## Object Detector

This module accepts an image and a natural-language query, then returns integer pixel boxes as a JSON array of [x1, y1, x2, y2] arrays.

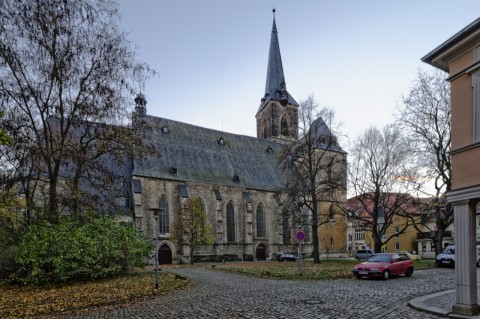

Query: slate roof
[[307, 117, 346, 153], [133, 116, 289, 192]]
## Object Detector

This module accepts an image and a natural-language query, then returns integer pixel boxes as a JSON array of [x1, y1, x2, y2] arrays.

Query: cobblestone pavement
[[67, 266, 459, 319]]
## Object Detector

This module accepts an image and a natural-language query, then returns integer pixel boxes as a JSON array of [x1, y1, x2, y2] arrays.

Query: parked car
[[276, 253, 298, 262], [354, 249, 375, 260], [398, 251, 421, 261], [352, 252, 414, 280], [435, 245, 480, 268]]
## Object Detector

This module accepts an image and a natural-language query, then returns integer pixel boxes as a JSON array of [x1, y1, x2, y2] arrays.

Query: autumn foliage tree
[[172, 197, 213, 265], [0, 0, 154, 223]]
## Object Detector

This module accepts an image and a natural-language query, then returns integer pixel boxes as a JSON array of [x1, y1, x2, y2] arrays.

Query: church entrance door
[[255, 244, 266, 261], [158, 244, 172, 264]]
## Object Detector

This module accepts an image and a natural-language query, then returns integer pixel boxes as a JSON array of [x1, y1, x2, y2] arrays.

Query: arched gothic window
[[197, 197, 207, 234], [227, 201, 235, 242], [262, 119, 268, 138], [281, 117, 288, 135], [282, 213, 290, 244], [256, 204, 265, 238], [159, 195, 169, 234]]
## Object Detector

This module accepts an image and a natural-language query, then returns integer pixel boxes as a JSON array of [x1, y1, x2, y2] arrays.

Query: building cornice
[[447, 185, 480, 203]]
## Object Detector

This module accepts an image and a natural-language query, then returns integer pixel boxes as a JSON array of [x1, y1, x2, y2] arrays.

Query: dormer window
[[266, 146, 273, 154], [170, 167, 178, 176], [233, 173, 240, 184], [162, 126, 169, 134], [218, 137, 224, 145]]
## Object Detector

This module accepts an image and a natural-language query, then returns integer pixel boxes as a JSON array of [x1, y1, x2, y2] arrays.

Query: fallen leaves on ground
[[0, 267, 192, 319]]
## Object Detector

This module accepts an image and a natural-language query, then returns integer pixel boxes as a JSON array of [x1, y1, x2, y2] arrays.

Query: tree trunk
[[312, 199, 320, 263], [48, 177, 59, 224], [190, 246, 194, 265], [434, 225, 445, 256], [374, 234, 383, 253]]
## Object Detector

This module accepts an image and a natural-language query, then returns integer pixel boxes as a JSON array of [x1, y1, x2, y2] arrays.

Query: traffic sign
[[296, 231, 305, 242]]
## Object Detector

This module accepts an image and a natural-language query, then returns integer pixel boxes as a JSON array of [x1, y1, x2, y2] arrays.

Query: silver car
[[436, 245, 480, 267]]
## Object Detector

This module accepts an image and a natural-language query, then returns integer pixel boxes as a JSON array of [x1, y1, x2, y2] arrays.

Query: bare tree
[[171, 197, 213, 265], [348, 125, 423, 253], [396, 68, 452, 256], [282, 95, 347, 264], [0, 0, 154, 222]]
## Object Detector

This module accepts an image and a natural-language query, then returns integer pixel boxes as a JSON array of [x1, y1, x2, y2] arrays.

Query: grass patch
[[214, 259, 436, 280], [0, 267, 192, 318]]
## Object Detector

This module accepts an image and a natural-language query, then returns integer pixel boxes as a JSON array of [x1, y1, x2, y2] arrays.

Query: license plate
[[359, 271, 368, 275], [442, 261, 451, 264]]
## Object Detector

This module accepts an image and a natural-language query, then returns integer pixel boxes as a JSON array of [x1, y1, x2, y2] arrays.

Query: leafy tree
[[396, 68, 452, 256], [0, 112, 11, 146], [0, 191, 25, 247], [0, 0, 154, 222], [348, 125, 423, 253], [10, 216, 152, 286], [0, 190, 25, 277], [172, 197, 213, 265], [282, 95, 347, 264]]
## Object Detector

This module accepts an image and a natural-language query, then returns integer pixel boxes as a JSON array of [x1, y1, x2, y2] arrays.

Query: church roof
[[307, 117, 346, 153], [133, 116, 289, 192], [258, 14, 298, 113]]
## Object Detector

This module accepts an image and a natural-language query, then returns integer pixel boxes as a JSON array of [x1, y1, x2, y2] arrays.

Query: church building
[[131, 13, 347, 263]]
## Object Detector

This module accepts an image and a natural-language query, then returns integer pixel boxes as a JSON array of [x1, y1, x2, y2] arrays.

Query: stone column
[[452, 200, 479, 316]]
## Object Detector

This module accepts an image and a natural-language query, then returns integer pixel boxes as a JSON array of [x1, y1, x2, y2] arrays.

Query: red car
[[352, 252, 414, 280]]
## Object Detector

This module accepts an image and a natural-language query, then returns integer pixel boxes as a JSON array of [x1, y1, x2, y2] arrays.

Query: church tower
[[256, 9, 299, 143]]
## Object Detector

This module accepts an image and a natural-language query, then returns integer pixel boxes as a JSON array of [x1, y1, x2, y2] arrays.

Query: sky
[[117, 1, 479, 150]]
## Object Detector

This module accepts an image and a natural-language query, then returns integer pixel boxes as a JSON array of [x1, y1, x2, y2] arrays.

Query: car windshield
[[443, 247, 454, 254], [366, 254, 391, 263]]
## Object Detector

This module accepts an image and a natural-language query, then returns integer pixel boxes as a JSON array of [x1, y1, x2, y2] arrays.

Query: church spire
[[258, 9, 298, 112], [255, 10, 299, 143]]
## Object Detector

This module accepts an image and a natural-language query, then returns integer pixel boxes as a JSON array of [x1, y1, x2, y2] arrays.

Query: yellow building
[[347, 193, 422, 255]]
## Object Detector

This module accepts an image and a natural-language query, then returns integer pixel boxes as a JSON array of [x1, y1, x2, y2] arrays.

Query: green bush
[[10, 217, 152, 286]]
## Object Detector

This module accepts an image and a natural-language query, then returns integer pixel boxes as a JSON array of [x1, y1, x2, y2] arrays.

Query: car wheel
[[405, 267, 413, 277], [477, 260, 480, 267], [382, 270, 390, 280]]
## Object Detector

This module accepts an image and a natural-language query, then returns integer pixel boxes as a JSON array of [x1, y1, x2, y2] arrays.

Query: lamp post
[[152, 209, 159, 289]]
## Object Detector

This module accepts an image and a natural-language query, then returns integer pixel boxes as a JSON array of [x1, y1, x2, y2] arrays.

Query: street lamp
[[152, 209, 160, 289]]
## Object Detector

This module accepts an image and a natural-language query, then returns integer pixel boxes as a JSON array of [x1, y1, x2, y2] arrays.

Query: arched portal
[[158, 244, 172, 264], [256, 243, 266, 261]]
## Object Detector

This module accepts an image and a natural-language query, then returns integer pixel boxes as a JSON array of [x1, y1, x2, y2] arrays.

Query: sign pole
[[296, 227, 305, 276]]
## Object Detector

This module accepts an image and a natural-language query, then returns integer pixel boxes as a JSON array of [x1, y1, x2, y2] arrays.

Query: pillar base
[[452, 303, 479, 316]]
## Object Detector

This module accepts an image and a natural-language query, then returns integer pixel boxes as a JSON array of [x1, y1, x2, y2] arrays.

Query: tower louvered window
[[281, 117, 288, 135], [159, 196, 169, 234], [227, 202, 235, 242]]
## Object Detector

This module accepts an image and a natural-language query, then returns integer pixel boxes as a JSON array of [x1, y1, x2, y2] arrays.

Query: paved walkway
[[64, 266, 479, 319]]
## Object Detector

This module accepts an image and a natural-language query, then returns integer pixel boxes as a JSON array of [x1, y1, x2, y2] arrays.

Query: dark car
[[352, 252, 414, 280], [276, 253, 298, 262]]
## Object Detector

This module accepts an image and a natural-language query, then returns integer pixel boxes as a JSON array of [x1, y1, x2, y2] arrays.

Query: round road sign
[[296, 231, 305, 242]]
